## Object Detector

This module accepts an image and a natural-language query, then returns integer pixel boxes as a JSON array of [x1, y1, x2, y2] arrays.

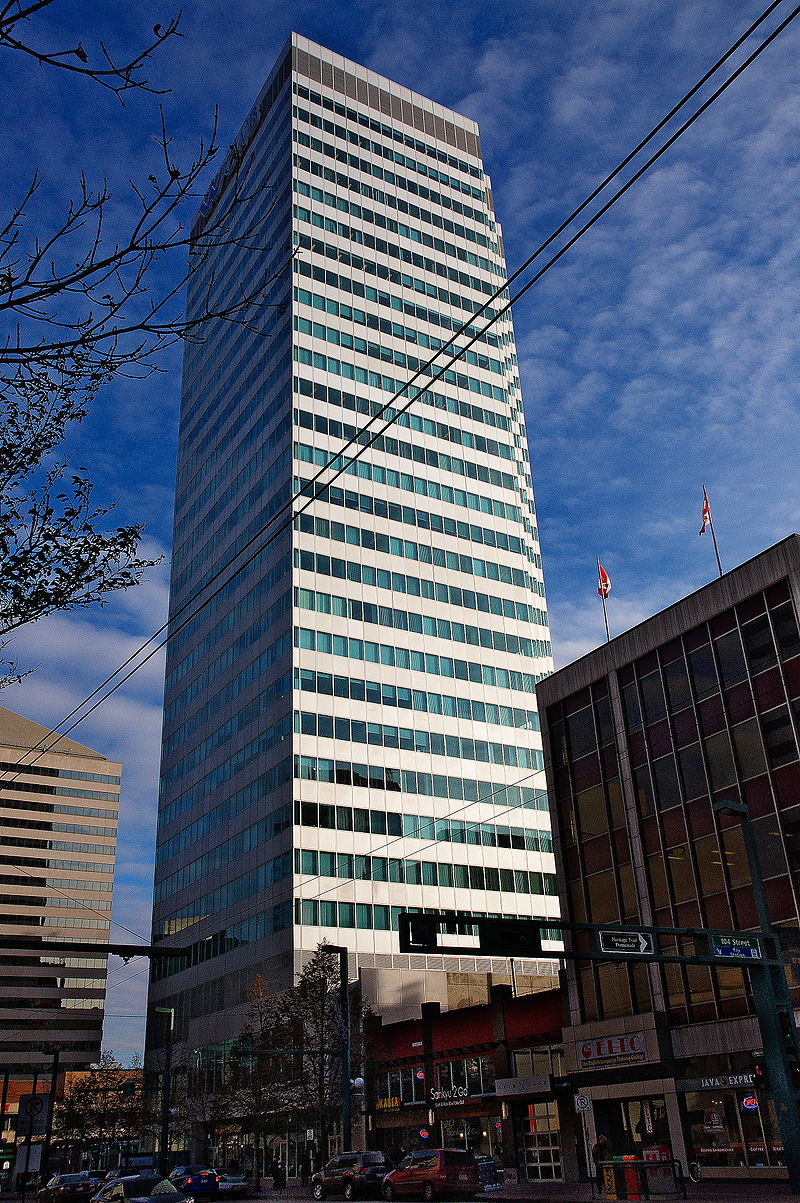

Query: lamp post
[[155, 1007, 175, 1177], [714, 799, 800, 1193]]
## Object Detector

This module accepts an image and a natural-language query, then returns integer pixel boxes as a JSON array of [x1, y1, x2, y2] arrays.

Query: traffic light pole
[[715, 800, 800, 1193]]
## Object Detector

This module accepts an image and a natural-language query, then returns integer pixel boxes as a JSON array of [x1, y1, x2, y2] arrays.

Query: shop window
[[704, 730, 736, 791], [653, 754, 681, 808], [466, 1057, 482, 1095], [714, 628, 748, 686], [689, 644, 718, 701], [664, 655, 692, 711], [678, 743, 708, 800], [761, 706, 798, 769]]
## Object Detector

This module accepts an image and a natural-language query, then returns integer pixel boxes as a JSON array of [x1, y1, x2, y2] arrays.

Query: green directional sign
[[707, 932, 762, 960]]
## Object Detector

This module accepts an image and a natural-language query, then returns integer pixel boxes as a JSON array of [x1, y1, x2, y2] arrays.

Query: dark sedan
[[92, 1177, 190, 1203], [38, 1175, 102, 1203]]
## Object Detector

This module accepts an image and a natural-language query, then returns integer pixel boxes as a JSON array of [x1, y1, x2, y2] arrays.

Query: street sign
[[597, 930, 656, 956], [575, 1094, 591, 1113], [708, 933, 762, 960], [16, 1094, 50, 1137]]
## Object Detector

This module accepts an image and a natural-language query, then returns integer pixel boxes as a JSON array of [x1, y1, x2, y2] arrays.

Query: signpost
[[707, 933, 762, 959], [597, 930, 656, 956]]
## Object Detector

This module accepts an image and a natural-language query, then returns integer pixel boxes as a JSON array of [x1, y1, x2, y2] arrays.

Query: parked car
[[38, 1174, 102, 1203], [167, 1170, 219, 1196], [382, 1150, 481, 1200], [312, 1152, 393, 1200], [91, 1178, 189, 1203]]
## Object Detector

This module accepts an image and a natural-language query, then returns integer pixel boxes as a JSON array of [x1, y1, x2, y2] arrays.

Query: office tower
[[150, 34, 555, 1056], [537, 536, 800, 1186], [0, 705, 120, 1072]]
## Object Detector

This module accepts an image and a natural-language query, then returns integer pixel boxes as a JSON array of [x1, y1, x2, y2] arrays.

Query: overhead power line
[[1, 0, 797, 937]]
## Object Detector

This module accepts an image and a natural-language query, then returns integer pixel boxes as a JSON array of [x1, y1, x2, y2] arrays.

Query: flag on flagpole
[[699, 488, 711, 536], [597, 561, 611, 598]]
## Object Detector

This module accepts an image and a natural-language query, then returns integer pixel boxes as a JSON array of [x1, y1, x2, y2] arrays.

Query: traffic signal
[[752, 1057, 770, 1091]]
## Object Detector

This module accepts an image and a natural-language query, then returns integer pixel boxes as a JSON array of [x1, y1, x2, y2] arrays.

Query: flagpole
[[703, 485, 723, 578], [597, 558, 611, 643]]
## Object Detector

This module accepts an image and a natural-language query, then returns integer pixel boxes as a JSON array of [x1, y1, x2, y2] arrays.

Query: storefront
[[678, 1071, 784, 1174], [368, 988, 569, 1180]]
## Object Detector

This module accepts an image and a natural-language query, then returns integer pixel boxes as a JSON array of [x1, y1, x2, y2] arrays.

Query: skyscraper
[[0, 705, 120, 1073], [150, 34, 556, 1055]]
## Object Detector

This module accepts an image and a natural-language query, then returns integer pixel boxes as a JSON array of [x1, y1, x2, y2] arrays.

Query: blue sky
[[3, 0, 800, 1060]]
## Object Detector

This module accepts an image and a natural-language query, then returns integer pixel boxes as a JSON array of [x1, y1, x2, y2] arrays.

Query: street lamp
[[154, 1007, 175, 1177]]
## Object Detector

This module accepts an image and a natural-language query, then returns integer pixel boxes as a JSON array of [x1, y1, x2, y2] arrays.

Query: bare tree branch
[[0, 1, 183, 99]]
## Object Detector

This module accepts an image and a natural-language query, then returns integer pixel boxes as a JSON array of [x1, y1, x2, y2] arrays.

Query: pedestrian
[[300, 1151, 311, 1187], [272, 1160, 286, 1192], [592, 1135, 612, 1193]]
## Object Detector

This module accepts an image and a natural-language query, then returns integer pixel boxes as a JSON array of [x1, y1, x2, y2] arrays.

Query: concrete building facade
[[149, 35, 557, 1060], [0, 705, 120, 1074], [537, 536, 800, 1183]]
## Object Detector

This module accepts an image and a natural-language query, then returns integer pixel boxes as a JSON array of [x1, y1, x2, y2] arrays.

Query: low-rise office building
[[368, 987, 572, 1182], [537, 536, 800, 1182]]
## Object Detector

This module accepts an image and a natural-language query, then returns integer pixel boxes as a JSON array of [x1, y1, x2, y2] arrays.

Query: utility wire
[[1, 0, 797, 937], [0, 0, 788, 786]]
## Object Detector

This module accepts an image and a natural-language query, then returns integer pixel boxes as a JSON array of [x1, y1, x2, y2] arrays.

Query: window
[[714, 629, 747, 686], [732, 719, 767, 780], [742, 613, 777, 674], [663, 656, 692, 711], [689, 644, 718, 700], [761, 707, 798, 769]]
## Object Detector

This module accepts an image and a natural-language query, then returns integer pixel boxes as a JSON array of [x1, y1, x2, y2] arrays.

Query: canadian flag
[[699, 489, 711, 536], [597, 560, 611, 599]]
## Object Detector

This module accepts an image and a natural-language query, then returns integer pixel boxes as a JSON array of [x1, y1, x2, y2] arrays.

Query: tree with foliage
[[0, 1, 281, 682], [54, 1052, 148, 1169], [226, 947, 369, 1172]]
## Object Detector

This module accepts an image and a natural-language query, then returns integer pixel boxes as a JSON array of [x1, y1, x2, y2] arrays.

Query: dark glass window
[[567, 706, 596, 756], [772, 601, 800, 659], [640, 671, 667, 723], [663, 656, 692, 712], [714, 629, 747, 686], [731, 718, 767, 780], [576, 784, 608, 838], [621, 682, 642, 731], [742, 614, 777, 675], [633, 765, 655, 817], [761, 706, 798, 769], [665, 844, 695, 902], [704, 730, 736, 791], [689, 644, 718, 701], [652, 754, 681, 808], [594, 695, 615, 745], [678, 743, 708, 800]]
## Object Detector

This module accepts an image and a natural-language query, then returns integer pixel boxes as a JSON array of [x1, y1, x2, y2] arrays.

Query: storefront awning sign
[[578, 1033, 645, 1068]]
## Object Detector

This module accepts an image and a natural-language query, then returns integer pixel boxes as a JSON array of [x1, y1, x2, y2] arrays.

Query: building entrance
[[592, 1097, 670, 1158]]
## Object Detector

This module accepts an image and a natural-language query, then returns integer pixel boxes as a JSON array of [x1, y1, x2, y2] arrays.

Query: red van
[[382, 1150, 481, 1200]]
